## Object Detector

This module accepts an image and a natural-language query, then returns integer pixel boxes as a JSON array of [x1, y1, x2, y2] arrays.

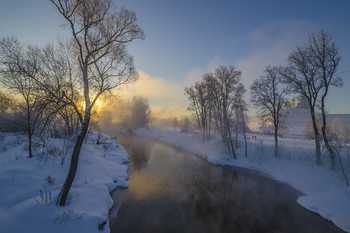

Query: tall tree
[[251, 65, 286, 157], [309, 30, 342, 168], [281, 45, 323, 164], [0, 0, 144, 206], [204, 66, 245, 159], [49, 0, 145, 206], [235, 96, 248, 158]]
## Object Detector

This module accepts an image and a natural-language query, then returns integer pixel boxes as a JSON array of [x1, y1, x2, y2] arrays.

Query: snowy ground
[[0, 132, 129, 233], [136, 126, 350, 233]]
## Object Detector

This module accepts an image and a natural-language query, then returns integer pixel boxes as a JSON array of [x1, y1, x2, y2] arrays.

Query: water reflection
[[110, 136, 344, 233], [118, 136, 152, 172]]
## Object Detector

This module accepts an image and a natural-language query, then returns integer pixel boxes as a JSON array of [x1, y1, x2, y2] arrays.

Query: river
[[109, 136, 344, 233]]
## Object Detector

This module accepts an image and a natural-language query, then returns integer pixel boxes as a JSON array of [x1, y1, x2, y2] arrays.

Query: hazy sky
[[1, 0, 350, 116]]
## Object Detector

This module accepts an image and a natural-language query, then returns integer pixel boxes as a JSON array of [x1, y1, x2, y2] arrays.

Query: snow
[[0, 132, 129, 233], [115, 178, 129, 188], [135, 126, 350, 233], [1, 125, 349, 232], [298, 187, 350, 232]]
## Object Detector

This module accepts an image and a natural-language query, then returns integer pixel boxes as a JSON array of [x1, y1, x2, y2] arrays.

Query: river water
[[109, 136, 344, 233]]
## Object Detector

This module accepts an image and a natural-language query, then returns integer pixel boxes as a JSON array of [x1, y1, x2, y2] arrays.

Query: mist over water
[[109, 136, 345, 233]]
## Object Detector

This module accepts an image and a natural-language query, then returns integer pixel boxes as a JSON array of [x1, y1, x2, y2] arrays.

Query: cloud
[[116, 71, 189, 118], [151, 106, 188, 119], [233, 20, 317, 114], [184, 56, 225, 86], [111, 20, 319, 118], [235, 19, 315, 88], [114, 57, 229, 119]]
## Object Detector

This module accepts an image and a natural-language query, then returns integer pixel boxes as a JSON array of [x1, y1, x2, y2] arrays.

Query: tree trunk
[[28, 131, 33, 158], [242, 116, 247, 158], [310, 109, 321, 164], [26, 103, 33, 158], [235, 116, 238, 148], [274, 123, 278, 158], [320, 96, 336, 169], [226, 119, 236, 160], [56, 116, 90, 206]]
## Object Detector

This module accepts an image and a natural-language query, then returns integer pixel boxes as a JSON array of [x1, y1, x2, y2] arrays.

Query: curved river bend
[[109, 136, 344, 233]]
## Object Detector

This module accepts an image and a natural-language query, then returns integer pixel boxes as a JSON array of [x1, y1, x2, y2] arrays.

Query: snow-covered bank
[[136, 127, 350, 232], [0, 132, 129, 233]]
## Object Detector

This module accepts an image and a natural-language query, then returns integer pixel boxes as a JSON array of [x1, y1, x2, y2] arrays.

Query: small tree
[[181, 117, 192, 133], [0, 91, 16, 132], [129, 96, 151, 131], [0, 90, 12, 115], [184, 81, 213, 142], [251, 66, 286, 157], [173, 117, 178, 131]]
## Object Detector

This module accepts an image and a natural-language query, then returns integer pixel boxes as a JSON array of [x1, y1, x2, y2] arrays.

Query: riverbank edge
[[0, 132, 130, 233]]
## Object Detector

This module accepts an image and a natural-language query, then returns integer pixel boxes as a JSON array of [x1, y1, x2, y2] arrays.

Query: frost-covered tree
[[184, 81, 213, 142], [281, 44, 323, 164], [185, 66, 245, 159], [49, 0, 145, 206], [0, 39, 50, 158], [0, 0, 144, 206], [98, 96, 151, 134], [204, 66, 245, 159], [281, 30, 342, 166], [235, 97, 248, 158], [309, 30, 342, 168], [181, 117, 192, 133], [0, 90, 12, 115], [129, 96, 151, 131], [172, 117, 178, 131], [251, 65, 286, 157]]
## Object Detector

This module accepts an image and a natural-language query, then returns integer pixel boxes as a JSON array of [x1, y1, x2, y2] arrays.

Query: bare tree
[[204, 66, 245, 159], [173, 117, 178, 131], [0, 91, 12, 115], [236, 98, 248, 158], [129, 96, 151, 131], [0, 0, 144, 206], [281, 45, 323, 164], [39, 42, 83, 137], [48, 0, 145, 206], [181, 117, 192, 134], [251, 66, 286, 157], [309, 30, 342, 168], [184, 81, 213, 142], [0, 38, 50, 158], [98, 96, 150, 133]]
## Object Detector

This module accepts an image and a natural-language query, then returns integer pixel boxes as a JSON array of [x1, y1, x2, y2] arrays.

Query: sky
[[1, 0, 350, 117]]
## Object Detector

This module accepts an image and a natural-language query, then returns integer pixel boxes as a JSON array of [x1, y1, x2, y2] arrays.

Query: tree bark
[[226, 117, 236, 160], [310, 109, 321, 164], [274, 123, 278, 158], [26, 102, 33, 158], [56, 115, 90, 206], [235, 118, 238, 148], [28, 131, 33, 158], [320, 96, 336, 169], [242, 115, 247, 158]]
